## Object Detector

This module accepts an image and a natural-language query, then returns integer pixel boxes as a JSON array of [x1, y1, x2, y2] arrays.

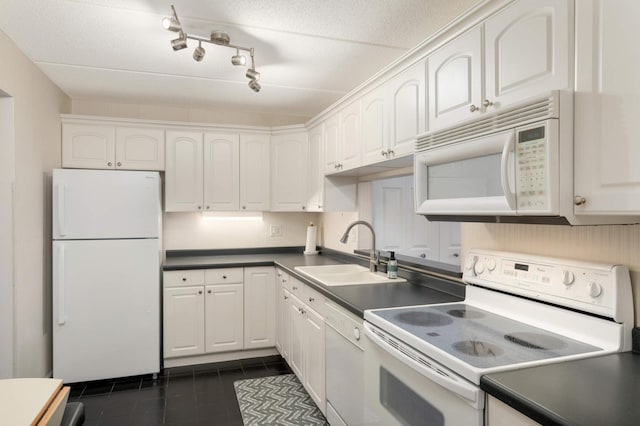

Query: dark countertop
[[481, 352, 640, 426], [163, 248, 465, 317]]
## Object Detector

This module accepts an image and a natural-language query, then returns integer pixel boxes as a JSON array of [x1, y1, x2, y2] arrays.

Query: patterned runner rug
[[234, 374, 328, 425]]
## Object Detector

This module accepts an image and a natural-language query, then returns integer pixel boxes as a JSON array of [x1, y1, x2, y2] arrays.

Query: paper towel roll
[[304, 223, 318, 255]]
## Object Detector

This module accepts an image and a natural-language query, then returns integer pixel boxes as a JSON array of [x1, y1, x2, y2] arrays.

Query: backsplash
[[462, 223, 640, 325]]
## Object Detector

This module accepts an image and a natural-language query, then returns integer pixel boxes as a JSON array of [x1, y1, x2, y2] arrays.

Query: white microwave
[[415, 91, 575, 224]]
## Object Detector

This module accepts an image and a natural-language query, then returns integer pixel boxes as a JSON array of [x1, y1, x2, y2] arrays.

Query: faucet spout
[[339, 220, 378, 272]]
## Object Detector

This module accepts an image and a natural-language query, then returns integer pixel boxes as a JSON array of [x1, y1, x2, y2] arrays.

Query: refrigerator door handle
[[57, 245, 67, 325], [56, 183, 67, 237]]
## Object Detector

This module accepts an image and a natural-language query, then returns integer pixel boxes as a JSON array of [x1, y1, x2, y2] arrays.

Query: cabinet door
[[163, 286, 204, 358], [243, 267, 276, 349], [361, 85, 389, 166], [428, 26, 482, 131], [240, 133, 270, 211], [165, 131, 203, 212], [62, 123, 115, 169], [205, 284, 244, 353], [289, 294, 305, 379], [574, 0, 640, 214], [486, 395, 541, 425], [484, 0, 570, 111], [389, 60, 426, 155], [439, 222, 461, 265], [306, 124, 324, 211], [339, 100, 362, 171], [271, 132, 309, 211], [115, 127, 165, 171], [304, 307, 326, 414], [203, 133, 240, 211], [323, 114, 340, 174]]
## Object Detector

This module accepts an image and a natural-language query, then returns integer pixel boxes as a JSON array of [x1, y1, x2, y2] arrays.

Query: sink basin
[[294, 264, 406, 286]]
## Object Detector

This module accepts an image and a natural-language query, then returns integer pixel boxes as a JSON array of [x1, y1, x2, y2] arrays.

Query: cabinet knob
[[354, 327, 361, 341], [386, 149, 394, 156], [482, 99, 494, 108], [292, 286, 298, 290], [197, 206, 202, 210], [205, 205, 210, 210], [453, 253, 460, 258], [116, 161, 122, 167], [308, 297, 315, 302], [198, 290, 203, 294], [107, 161, 113, 167], [207, 289, 212, 294], [420, 253, 426, 259], [284, 295, 288, 300], [301, 206, 306, 210], [222, 275, 227, 279], [317, 205, 322, 209], [182, 277, 187, 282], [381, 150, 388, 157], [242, 205, 246, 210], [574, 196, 587, 206], [469, 104, 479, 113]]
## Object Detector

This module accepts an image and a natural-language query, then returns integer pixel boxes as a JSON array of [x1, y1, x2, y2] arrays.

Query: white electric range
[[363, 249, 634, 426]]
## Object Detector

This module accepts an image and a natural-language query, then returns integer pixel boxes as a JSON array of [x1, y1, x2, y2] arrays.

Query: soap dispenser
[[387, 251, 398, 279]]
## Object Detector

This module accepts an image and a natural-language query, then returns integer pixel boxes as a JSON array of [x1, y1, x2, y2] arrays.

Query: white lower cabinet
[[486, 395, 541, 426], [275, 269, 291, 359], [163, 267, 275, 360], [276, 273, 327, 415]]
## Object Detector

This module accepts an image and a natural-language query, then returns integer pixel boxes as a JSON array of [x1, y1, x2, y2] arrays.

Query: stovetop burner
[[447, 308, 485, 319], [393, 311, 453, 327], [504, 332, 568, 351], [453, 340, 504, 357]]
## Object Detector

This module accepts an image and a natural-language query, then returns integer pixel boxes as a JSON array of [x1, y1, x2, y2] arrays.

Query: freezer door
[[52, 169, 160, 239], [52, 239, 160, 383]]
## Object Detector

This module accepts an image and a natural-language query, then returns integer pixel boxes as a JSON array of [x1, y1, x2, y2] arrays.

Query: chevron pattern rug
[[234, 374, 328, 426]]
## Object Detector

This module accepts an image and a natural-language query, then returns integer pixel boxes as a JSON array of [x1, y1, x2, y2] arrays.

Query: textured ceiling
[[0, 0, 479, 121]]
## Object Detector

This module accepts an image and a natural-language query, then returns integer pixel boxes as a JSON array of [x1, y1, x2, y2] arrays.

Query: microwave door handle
[[501, 132, 516, 210]]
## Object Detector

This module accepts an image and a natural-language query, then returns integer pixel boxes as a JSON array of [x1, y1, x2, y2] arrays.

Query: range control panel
[[463, 249, 631, 321]]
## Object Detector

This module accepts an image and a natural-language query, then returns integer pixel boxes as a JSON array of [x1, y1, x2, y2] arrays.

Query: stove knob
[[465, 255, 477, 272], [589, 281, 602, 298], [474, 261, 485, 275], [561, 270, 575, 285], [486, 258, 497, 271]]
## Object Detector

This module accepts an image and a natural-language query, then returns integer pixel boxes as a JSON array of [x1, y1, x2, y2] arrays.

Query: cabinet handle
[[292, 286, 298, 290], [182, 277, 187, 282], [420, 253, 426, 259], [354, 326, 361, 341], [282, 279, 287, 283], [107, 161, 113, 167], [117, 161, 122, 167], [386, 149, 394, 156], [198, 290, 203, 294], [381, 150, 387, 157], [207, 289, 212, 294], [574, 196, 587, 206], [483, 99, 494, 108], [469, 104, 479, 112], [308, 297, 315, 302]]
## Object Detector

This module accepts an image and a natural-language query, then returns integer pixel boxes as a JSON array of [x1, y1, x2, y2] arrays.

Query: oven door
[[415, 129, 516, 216], [363, 322, 484, 426]]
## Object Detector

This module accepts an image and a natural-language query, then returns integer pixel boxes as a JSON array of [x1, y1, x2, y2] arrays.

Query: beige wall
[[164, 212, 320, 251], [0, 29, 71, 377], [462, 223, 640, 325]]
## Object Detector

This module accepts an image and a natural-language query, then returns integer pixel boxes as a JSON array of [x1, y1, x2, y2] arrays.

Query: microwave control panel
[[515, 125, 548, 210]]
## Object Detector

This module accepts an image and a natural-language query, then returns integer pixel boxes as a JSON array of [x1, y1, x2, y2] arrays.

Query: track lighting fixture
[[161, 4, 261, 93]]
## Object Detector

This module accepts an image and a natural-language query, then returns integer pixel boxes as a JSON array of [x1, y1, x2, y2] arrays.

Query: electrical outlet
[[270, 224, 282, 237]]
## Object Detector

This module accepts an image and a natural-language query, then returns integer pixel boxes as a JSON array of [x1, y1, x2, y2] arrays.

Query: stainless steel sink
[[294, 264, 406, 286]]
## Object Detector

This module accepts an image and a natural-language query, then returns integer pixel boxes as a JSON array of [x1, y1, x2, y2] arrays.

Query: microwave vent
[[416, 92, 559, 152]]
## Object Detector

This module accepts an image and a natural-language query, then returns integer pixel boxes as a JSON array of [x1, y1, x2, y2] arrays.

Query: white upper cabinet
[[203, 133, 240, 211], [428, 27, 483, 131], [323, 114, 340, 173], [324, 101, 362, 174], [240, 133, 271, 211], [573, 0, 640, 215], [271, 131, 309, 211], [484, 0, 570, 110], [428, 0, 570, 132], [388, 60, 426, 157], [165, 130, 204, 212], [361, 84, 390, 166], [63, 122, 164, 170]]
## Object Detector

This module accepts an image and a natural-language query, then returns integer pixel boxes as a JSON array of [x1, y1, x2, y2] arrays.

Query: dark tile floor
[[67, 355, 292, 426]]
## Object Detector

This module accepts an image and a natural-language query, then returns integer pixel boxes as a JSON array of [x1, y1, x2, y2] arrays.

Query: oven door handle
[[364, 322, 483, 409]]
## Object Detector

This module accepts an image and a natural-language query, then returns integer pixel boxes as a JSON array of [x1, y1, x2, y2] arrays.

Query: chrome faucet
[[339, 220, 379, 272]]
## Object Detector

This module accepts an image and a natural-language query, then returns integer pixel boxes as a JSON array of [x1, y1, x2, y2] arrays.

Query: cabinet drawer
[[164, 270, 205, 287], [325, 301, 364, 350], [288, 276, 304, 298], [205, 268, 243, 284], [303, 285, 326, 316]]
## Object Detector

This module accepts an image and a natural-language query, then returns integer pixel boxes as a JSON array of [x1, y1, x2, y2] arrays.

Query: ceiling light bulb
[[161, 16, 181, 32], [248, 79, 261, 92], [171, 35, 188, 51], [193, 42, 205, 61], [246, 68, 260, 81], [231, 49, 246, 66]]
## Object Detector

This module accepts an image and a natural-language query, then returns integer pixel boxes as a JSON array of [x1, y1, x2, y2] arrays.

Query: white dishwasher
[[325, 301, 365, 426]]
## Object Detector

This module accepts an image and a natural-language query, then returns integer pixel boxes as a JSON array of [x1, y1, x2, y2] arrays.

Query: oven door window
[[380, 367, 444, 426], [427, 153, 503, 200]]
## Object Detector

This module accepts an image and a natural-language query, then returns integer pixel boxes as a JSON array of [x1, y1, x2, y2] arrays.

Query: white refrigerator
[[52, 169, 161, 383]]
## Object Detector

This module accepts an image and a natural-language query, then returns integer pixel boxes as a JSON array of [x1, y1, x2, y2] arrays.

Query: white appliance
[[414, 90, 637, 225], [52, 169, 161, 383], [363, 249, 634, 425]]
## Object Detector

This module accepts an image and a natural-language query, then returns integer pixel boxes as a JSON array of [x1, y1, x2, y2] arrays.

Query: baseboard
[[163, 347, 279, 368]]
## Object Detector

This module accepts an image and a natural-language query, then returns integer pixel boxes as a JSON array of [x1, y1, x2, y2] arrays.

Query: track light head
[[161, 16, 181, 32], [210, 31, 230, 45], [248, 79, 261, 92], [171, 34, 187, 51], [231, 49, 246, 66], [246, 68, 260, 81], [193, 42, 205, 61]]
